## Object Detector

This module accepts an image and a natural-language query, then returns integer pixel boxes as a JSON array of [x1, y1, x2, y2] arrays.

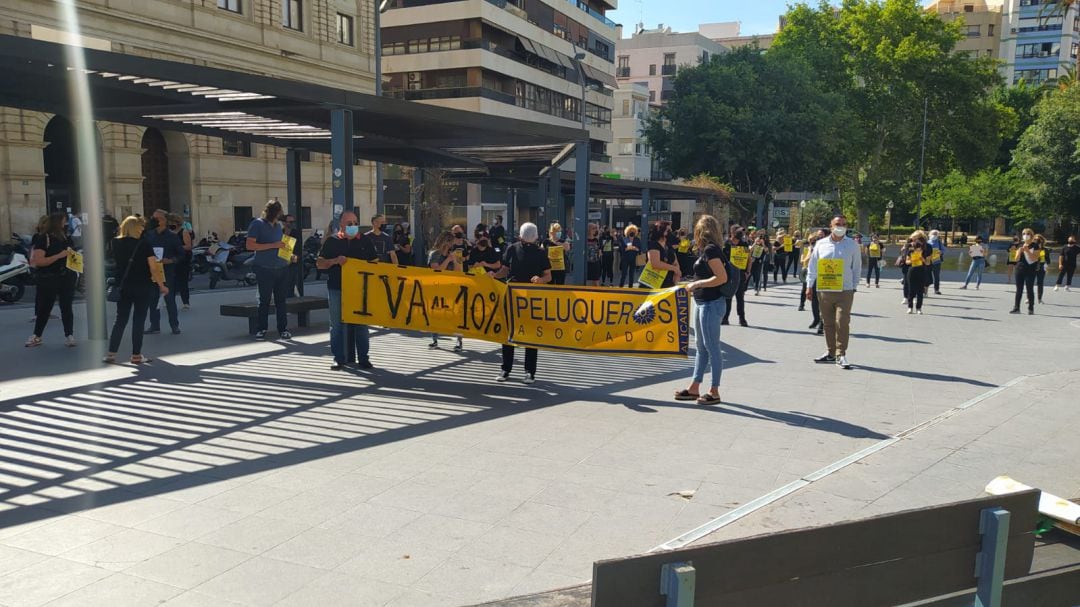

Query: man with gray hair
[[491, 222, 552, 383]]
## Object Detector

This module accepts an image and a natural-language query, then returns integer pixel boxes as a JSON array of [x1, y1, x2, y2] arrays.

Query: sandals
[[674, 389, 699, 401], [130, 355, 152, 365], [697, 393, 722, 406]]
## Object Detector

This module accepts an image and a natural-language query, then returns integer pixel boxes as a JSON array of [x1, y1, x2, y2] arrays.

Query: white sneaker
[[1067, 286, 1072, 292], [906, 308, 913, 314], [836, 355, 852, 369], [496, 371, 510, 382], [522, 373, 535, 385], [916, 309, 923, 315], [901, 298, 908, 305]]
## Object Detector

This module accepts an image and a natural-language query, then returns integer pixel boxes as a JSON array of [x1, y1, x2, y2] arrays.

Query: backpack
[[718, 253, 741, 298]]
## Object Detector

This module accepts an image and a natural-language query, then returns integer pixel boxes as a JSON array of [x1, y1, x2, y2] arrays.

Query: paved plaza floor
[[0, 270, 1077, 606]]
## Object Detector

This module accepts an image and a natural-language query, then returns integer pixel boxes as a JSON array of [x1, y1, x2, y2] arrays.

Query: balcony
[[590, 152, 612, 163], [616, 67, 630, 77], [661, 64, 676, 76], [565, 0, 618, 30], [386, 86, 516, 105]]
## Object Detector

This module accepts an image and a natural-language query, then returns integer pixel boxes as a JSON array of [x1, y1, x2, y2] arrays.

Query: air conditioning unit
[[407, 72, 420, 82]]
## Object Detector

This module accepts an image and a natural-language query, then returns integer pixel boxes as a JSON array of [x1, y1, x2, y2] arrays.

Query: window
[[660, 89, 674, 101], [649, 64, 656, 76], [617, 55, 630, 77], [1072, 42, 1079, 58], [964, 4, 974, 11], [1018, 16, 1063, 32], [700, 51, 710, 64], [648, 89, 655, 102], [988, 24, 994, 36], [217, 0, 241, 13], [283, 0, 302, 31], [1017, 42, 1060, 58], [233, 206, 253, 232], [966, 24, 981, 37], [662, 53, 676, 76], [618, 139, 634, 155], [222, 136, 252, 157], [622, 99, 630, 115], [663, 53, 676, 67], [337, 13, 354, 46]]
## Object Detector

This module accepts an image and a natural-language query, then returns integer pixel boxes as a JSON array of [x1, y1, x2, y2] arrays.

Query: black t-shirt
[[490, 225, 507, 250], [467, 246, 499, 271], [1060, 244, 1079, 267], [365, 230, 395, 263], [31, 232, 72, 275], [112, 236, 154, 289], [319, 235, 377, 290], [648, 240, 677, 288], [502, 242, 551, 284], [693, 243, 728, 303]]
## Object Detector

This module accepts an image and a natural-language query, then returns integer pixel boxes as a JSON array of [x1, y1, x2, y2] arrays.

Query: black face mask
[[454, 233, 464, 239], [148, 218, 160, 230]]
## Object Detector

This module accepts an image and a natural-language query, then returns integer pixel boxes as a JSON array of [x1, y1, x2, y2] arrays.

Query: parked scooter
[[0, 252, 30, 303], [302, 231, 323, 280], [207, 243, 257, 289]]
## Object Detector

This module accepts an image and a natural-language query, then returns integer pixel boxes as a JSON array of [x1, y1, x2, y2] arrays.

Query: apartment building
[[380, 0, 618, 228], [614, 24, 728, 105], [609, 82, 652, 180], [928, 0, 1005, 61], [0, 0, 378, 240], [1000, 0, 1080, 85], [700, 21, 776, 51]]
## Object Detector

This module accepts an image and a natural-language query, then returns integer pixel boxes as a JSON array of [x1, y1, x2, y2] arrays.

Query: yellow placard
[[1009, 246, 1019, 262], [783, 236, 793, 252], [149, 258, 165, 285], [910, 250, 924, 267], [816, 258, 844, 292], [677, 239, 691, 254], [547, 244, 566, 271], [1039, 250, 1046, 263], [730, 246, 749, 271], [638, 263, 669, 289], [931, 248, 942, 263], [469, 265, 488, 277], [453, 248, 464, 268], [65, 250, 84, 274], [751, 244, 764, 259], [279, 235, 296, 262], [339, 260, 689, 358], [869, 243, 881, 258]]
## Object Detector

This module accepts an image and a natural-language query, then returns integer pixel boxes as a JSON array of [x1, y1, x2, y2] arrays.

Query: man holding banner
[[806, 216, 861, 369], [318, 211, 376, 370], [491, 223, 551, 384]]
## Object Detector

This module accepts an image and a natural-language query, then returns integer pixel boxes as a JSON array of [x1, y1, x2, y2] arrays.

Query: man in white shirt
[[806, 215, 862, 369]]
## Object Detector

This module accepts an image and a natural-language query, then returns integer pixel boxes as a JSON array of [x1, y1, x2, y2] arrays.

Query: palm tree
[[1040, 0, 1077, 21]]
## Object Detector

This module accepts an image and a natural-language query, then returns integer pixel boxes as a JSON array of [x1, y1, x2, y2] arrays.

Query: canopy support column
[[505, 187, 516, 245], [286, 148, 303, 297], [331, 109, 354, 225], [572, 141, 589, 285], [411, 168, 425, 266], [641, 187, 651, 234]]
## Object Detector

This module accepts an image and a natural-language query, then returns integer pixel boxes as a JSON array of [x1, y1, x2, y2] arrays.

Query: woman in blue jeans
[[960, 236, 987, 290], [673, 215, 729, 406]]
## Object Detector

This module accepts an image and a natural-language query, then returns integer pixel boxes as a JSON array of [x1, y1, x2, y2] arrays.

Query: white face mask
[[1023, 234, 1032, 242], [832, 226, 847, 238]]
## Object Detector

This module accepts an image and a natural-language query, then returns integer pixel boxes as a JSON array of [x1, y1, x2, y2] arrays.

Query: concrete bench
[[219, 296, 329, 335]]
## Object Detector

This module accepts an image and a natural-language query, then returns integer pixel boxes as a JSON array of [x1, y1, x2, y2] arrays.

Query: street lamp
[[799, 199, 806, 236], [886, 200, 895, 244]]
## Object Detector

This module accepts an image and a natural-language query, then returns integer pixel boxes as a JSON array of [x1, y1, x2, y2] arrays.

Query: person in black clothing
[[491, 222, 551, 384], [317, 211, 377, 370], [772, 230, 790, 283], [618, 224, 642, 287], [543, 223, 570, 285], [450, 224, 470, 275], [144, 209, 185, 335], [645, 221, 681, 288], [599, 226, 617, 286], [105, 217, 169, 364], [674, 215, 729, 406], [722, 227, 751, 327], [168, 213, 194, 308], [903, 230, 933, 314], [1055, 236, 1078, 291], [749, 234, 769, 294], [282, 213, 304, 296], [392, 223, 413, 266], [1033, 234, 1050, 304], [467, 235, 502, 274], [26, 212, 77, 348], [1011, 228, 1039, 314], [489, 215, 507, 253], [585, 223, 603, 286]]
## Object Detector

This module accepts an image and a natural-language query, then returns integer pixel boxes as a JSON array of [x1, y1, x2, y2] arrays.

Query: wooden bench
[[584, 490, 1080, 607], [219, 296, 329, 335]]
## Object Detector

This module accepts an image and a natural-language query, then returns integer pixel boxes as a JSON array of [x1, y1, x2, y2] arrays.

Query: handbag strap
[[116, 241, 139, 289]]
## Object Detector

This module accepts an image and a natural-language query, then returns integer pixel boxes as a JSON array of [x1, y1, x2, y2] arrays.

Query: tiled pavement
[[0, 274, 1076, 606]]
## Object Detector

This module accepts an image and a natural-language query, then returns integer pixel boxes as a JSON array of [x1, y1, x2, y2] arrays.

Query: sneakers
[[900, 298, 908, 305], [808, 320, 819, 329], [182, 304, 191, 310], [959, 285, 967, 290], [814, 352, 836, 364], [330, 363, 344, 371], [145, 328, 161, 335], [280, 330, 292, 339], [255, 330, 267, 340], [522, 373, 536, 385], [25, 335, 42, 348], [65, 335, 76, 347], [738, 319, 749, 327], [453, 338, 463, 353], [1054, 285, 1060, 292], [1067, 286, 1072, 292], [496, 371, 510, 382], [1009, 308, 1020, 314], [906, 308, 913, 314], [429, 340, 439, 349], [916, 309, 923, 315], [836, 355, 852, 369], [171, 328, 182, 335], [1028, 308, 1034, 315], [358, 360, 374, 370], [875, 283, 880, 288]]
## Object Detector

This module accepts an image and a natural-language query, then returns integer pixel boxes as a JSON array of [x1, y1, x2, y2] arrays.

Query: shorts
[[587, 261, 602, 281], [1007, 260, 1017, 266]]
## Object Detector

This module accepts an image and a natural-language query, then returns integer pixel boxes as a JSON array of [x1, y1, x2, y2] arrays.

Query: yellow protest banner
[[783, 236, 793, 252], [677, 239, 691, 254], [816, 258, 844, 292], [469, 265, 489, 277], [931, 248, 942, 263], [149, 258, 165, 285], [340, 259, 508, 343], [279, 235, 296, 262], [730, 246, 749, 270], [1039, 250, 1046, 263], [547, 245, 566, 271], [65, 250, 84, 274], [506, 284, 689, 357], [637, 263, 668, 289], [869, 243, 881, 258], [910, 250, 924, 267], [339, 260, 690, 358]]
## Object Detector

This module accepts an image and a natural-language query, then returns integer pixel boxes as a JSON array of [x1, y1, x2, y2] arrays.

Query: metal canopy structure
[[0, 34, 584, 168], [444, 169, 725, 202]]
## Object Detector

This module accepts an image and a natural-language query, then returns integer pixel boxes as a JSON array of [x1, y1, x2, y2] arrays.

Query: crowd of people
[[17, 200, 1080, 400]]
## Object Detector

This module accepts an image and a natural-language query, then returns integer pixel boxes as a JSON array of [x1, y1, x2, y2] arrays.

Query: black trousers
[[810, 285, 821, 324], [906, 267, 927, 310], [502, 345, 537, 375], [33, 272, 76, 337], [866, 258, 880, 285], [148, 268, 179, 332], [174, 260, 191, 304], [601, 253, 615, 284], [724, 275, 748, 322], [1014, 265, 1035, 311], [551, 270, 566, 285], [750, 260, 766, 291], [108, 286, 154, 355], [1056, 265, 1076, 286], [787, 249, 799, 275], [773, 252, 789, 282], [1035, 267, 1046, 301], [618, 257, 637, 288]]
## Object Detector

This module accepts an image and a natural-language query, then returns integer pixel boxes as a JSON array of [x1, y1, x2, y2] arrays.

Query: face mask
[[344, 225, 360, 238], [832, 226, 847, 238], [555, 231, 563, 239], [454, 233, 463, 239], [1023, 234, 1032, 242], [148, 218, 160, 230]]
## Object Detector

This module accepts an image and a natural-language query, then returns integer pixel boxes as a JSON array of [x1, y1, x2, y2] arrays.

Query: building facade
[[380, 0, 618, 230], [999, 0, 1080, 86], [614, 24, 727, 105], [928, 0, 1005, 61], [700, 21, 776, 51], [0, 0, 378, 242], [609, 82, 652, 180]]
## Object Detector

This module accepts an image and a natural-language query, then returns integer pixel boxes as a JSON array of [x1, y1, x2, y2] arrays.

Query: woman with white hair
[[491, 223, 552, 383], [927, 229, 946, 295]]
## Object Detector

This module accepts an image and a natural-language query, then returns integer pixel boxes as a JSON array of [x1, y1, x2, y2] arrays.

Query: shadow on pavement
[[855, 365, 996, 387]]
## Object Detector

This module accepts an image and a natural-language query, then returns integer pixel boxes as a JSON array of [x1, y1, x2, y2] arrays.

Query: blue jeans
[[692, 298, 727, 389], [963, 258, 985, 288], [328, 288, 369, 364]]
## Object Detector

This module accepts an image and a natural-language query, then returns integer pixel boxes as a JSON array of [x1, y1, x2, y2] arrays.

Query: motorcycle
[[302, 232, 323, 280], [207, 243, 257, 289], [0, 252, 30, 303]]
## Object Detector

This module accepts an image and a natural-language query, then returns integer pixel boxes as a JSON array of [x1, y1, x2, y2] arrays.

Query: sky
[[606, 0, 936, 37]]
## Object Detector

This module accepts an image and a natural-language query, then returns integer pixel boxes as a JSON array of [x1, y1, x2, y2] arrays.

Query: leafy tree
[[921, 168, 1031, 222], [1012, 84, 1080, 223], [800, 199, 836, 229], [990, 83, 1041, 169], [643, 46, 851, 197]]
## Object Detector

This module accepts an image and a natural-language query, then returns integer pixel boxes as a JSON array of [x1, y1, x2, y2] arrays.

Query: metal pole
[[573, 141, 589, 285], [286, 148, 303, 296], [330, 109, 355, 222], [374, 0, 384, 215], [411, 168, 425, 266], [915, 96, 928, 227]]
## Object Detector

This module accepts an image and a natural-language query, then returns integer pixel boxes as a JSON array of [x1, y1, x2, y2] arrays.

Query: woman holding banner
[[674, 215, 730, 405], [618, 225, 642, 288], [492, 223, 552, 384], [429, 231, 465, 352], [543, 223, 570, 285], [643, 221, 680, 289], [903, 230, 933, 315]]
